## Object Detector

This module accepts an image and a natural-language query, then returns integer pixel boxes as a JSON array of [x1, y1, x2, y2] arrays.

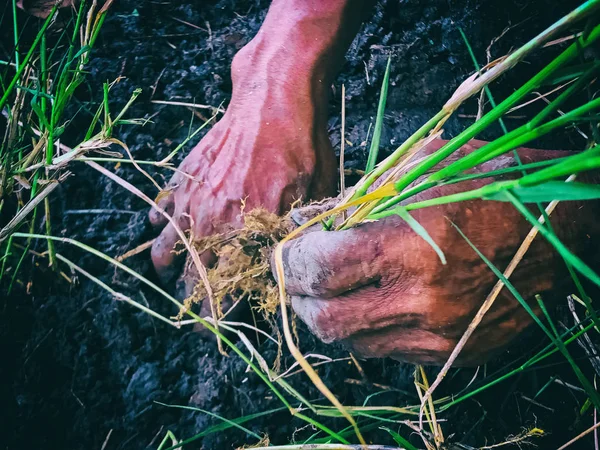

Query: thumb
[[275, 216, 404, 298]]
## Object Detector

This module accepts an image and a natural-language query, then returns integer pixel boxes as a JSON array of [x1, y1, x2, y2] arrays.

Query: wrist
[[230, 0, 368, 104]]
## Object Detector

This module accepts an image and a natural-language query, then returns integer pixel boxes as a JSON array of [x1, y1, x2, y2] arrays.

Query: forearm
[[257, 0, 370, 79], [231, 0, 372, 108]]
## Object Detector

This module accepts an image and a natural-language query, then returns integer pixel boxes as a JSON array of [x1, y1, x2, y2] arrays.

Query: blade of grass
[[382, 426, 419, 450], [394, 207, 446, 264], [11, 0, 20, 71], [154, 401, 262, 441], [0, 4, 58, 116], [160, 407, 287, 450], [353, 5, 600, 202], [448, 220, 600, 410], [439, 315, 597, 411], [365, 56, 391, 174], [459, 27, 508, 134], [506, 191, 600, 288], [55, 252, 175, 326]]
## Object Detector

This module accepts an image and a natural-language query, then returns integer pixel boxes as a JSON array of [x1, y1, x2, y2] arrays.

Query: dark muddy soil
[[2, 0, 597, 449]]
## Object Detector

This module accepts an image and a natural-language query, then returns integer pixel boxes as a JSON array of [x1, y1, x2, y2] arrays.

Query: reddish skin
[[150, 0, 600, 365], [279, 141, 600, 366], [150, 0, 369, 278], [17, 0, 75, 18]]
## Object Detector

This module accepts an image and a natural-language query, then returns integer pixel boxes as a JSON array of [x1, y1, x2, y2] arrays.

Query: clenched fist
[[277, 142, 600, 366]]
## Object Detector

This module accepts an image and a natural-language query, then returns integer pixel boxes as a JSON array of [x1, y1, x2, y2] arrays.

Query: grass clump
[[0, 0, 141, 288]]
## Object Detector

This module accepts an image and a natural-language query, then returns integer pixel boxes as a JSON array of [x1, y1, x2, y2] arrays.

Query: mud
[[2, 0, 595, 449]]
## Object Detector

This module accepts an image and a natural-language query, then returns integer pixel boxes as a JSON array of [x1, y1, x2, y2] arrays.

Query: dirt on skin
[[1, 0, 597, 449]]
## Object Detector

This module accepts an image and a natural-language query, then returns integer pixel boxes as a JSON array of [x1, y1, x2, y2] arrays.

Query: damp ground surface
[[2, 0, 596, 449]]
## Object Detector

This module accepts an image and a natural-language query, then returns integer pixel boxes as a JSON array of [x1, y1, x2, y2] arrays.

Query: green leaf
[[395, 207, 446, 264], [365, 56, 391, 173], [159, 407, 287, 450], [450, 217, 600, 411], [154, 401, 262, 440], [459, 27, 508, 134], [544, 61, 598, 86], [17, 84, 54, 99], [381, 427, 419, 450], [67, 45, 91, 65], [519, 147, 600, 185], [487, 181, 600, 202], [53, 126, 65, 138], [506, 191, 600, 289], [30, 98, 50, 131]]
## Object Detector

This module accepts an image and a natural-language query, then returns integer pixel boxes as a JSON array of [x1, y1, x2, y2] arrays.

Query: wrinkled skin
[[277, 141, 600, 366], [148, 44, 336, 278], [149, 0, 367, 280], [147, 0, 600, 365]]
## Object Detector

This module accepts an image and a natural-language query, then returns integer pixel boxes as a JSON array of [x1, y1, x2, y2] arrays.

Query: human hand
[[276, 144, 600, 366]]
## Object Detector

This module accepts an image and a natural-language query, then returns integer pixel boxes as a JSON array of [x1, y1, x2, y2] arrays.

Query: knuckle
[[291, 296, 336, 343], [280, 235, 331, 297]]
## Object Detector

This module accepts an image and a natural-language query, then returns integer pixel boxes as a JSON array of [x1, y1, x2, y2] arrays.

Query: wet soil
[[2, 0, 597, 449]]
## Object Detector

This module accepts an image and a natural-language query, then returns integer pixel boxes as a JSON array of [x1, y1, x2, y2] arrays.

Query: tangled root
[[182, 207, 294, 319]]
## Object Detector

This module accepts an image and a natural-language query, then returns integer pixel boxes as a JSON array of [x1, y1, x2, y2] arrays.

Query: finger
[[148, 191, 176, 227], [149, 172, 183, 228], [151, 222, 182, 282], [277, 217, 404, 298], [289, 197, 340, 226], [174, 251, 218, 300], [291, 291, 456, 364]]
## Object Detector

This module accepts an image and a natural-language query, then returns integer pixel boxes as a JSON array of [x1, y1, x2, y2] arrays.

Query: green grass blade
[[365, 56, 392, 173], [394, 207, 446, 264], [441, 157, 569, 184], [0, 5, 58, 114], [11, 0, 20, 71], [381, 427, 419, 450], [439, 316, 597, 411], [519, 146, 600, 186], [160, 407, 287, 450], [450, 220, 600, 411], [506, 191, 600, 288], [459, 27, 508, 134], [487, 181, 600, 202], [154, 401, 262, 441]]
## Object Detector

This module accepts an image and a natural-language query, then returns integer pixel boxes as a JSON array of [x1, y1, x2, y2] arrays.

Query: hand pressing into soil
[[277, 141, 600, 366], [149, 0, 367, 281], [148, 48, 337, 279]]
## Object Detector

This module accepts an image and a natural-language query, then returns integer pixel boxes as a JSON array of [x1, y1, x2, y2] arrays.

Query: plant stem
[[365, 56, 391, 174], [344, 6, 600, 226], [43, 197, 55, 267], [11, 0, 20, 71], [439, 318, 596, 411], [0, 5, 58, 116]]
